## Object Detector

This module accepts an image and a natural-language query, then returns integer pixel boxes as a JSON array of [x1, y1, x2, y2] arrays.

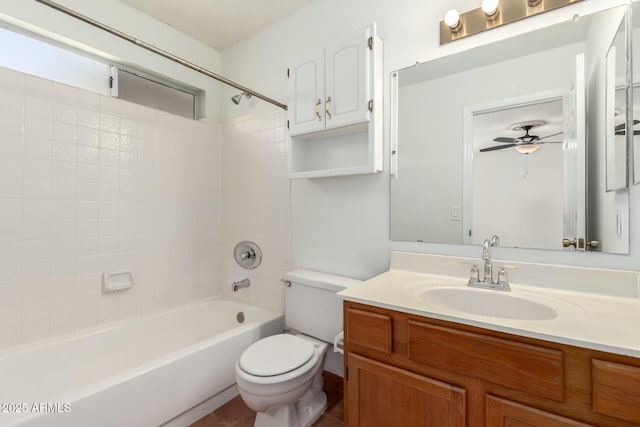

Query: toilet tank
[[284, 269, 361, 343]]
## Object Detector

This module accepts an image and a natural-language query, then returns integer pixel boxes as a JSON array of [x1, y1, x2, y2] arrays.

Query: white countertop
[[338, 269, 640, 358]]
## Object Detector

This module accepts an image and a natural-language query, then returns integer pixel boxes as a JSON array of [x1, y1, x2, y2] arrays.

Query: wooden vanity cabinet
[[348, 353, 466, 426], [343, 301, 640, 427]]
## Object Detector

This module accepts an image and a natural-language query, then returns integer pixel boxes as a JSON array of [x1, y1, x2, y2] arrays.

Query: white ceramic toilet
[[235, 269, 360, 427]]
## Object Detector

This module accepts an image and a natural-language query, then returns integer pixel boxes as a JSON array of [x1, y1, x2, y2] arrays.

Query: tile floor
[[190, 371, 344, 427]]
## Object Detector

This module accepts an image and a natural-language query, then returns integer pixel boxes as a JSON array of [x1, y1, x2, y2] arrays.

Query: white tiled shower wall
[[219, 110, 290, 312], [0, 66, 221, 350]]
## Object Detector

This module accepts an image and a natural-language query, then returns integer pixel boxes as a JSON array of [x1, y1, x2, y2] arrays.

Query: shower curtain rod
[[34, 0, 288, 111]]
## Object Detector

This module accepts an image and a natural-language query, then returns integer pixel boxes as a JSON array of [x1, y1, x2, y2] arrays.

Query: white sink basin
[[418, 287, 558, 320]]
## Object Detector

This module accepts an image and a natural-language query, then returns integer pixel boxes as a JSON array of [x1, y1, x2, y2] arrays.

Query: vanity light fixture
[[514, 144, 540, 154], [482, 0, 500, 21], [440, 0, 583, 45], [444, 9, 463, 33]]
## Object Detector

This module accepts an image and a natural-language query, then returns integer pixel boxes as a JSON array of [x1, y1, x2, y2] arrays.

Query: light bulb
[[444, 9, 462, 32], [482, 0, 499, 18], [515, 144, 541, 154]]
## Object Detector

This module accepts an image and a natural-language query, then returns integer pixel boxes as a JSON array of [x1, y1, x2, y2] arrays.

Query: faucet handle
[[496, 266, 519, 290], [497, 267, 508, 286], [469, 264, 480, 283]]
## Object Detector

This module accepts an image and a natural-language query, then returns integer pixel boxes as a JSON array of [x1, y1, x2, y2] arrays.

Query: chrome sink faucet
[[481, 235, 499, 283], [469, 235, 510, 291]]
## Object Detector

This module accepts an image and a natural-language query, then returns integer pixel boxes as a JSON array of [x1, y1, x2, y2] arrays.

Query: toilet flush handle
[[280, 278, 291, 287]]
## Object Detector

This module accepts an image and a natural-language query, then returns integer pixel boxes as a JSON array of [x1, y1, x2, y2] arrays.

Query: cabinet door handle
[[315, 98, 322, 121], [325, 96, 332, 119]]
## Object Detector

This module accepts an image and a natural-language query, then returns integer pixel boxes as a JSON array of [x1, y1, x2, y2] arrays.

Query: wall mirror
[[605, 14, 628, 191], [390, 4, 631, 254]]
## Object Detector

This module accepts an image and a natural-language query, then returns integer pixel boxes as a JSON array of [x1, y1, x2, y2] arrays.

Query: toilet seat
[[239, 334, 316, 377]]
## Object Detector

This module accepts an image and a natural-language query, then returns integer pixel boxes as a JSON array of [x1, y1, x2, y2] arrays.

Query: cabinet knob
[[563, 238, 593, 250], [325, 96, 332, 119], [587, 240, 600, 250], [315, 98, 322, 121]]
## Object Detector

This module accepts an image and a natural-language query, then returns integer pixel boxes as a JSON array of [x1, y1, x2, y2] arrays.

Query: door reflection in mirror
[[467, 99, 564, 250]]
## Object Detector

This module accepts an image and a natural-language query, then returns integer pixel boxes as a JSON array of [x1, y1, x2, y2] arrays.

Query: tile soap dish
[[102, 271, 134, 292]]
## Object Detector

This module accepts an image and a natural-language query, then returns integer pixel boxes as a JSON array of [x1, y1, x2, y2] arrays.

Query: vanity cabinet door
[[347, 353, 465, 426], [486, 395, 593, 427], [592, 359, 640, 423]]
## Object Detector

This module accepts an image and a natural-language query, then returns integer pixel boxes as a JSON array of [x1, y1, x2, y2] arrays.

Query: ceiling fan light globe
[[515, 144, 540, 154]]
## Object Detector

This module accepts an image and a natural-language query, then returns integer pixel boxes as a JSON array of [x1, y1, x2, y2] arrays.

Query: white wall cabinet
[[287, 24, 382, 179]]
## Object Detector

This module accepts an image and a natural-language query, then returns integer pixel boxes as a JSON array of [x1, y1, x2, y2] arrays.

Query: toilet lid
[[239, 335, 316, 377]]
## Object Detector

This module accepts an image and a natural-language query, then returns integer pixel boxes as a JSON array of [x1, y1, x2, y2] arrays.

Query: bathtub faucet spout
[[232, 278, 251, 292]]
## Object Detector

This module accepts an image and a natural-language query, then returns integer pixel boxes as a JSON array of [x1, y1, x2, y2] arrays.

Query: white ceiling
[[118, 0, 310, 50]]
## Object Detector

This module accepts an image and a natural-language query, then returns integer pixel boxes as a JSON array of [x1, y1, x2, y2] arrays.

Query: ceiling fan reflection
[[480, 121, 563, 154], [614, 120, 640, 136]]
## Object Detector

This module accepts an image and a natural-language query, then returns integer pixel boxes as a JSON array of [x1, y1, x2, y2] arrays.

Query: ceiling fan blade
[[493, 137, 516, 143], [480, 144, 517, 152], [539, 141, 563, 144], [614, 120, 640, 131], [537, 131, 563, 141], [615, 130, 640, 135]]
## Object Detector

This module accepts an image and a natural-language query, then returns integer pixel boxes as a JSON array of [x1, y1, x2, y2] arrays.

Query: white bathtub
[[0, 297, 284, 427]]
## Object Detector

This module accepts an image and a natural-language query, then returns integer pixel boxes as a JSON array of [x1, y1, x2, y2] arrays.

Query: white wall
[[0, 0, 229, 354], [0, 0, 223, 121], [219, 110, 290, 312], [0, 0, 632, 371], [0, 67, 221, 351], [222, 0, 640, 277]]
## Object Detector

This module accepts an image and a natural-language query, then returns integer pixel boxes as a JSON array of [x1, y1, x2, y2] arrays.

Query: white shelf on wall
[[287, 24, 383, 179], [289, 123, 376, 178]]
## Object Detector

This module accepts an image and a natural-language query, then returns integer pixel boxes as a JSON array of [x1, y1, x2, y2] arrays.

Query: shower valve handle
[[325, 96, 332, 119], [315, 98, 322, 121]]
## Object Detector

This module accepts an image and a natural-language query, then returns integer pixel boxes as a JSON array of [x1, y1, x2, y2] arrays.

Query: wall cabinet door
[[288, 28, 371, 136], [347, 353, 466, 427], [287, 47, 325, 136], [486, 396, 593, 427], [325, 28, 371, 129]]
